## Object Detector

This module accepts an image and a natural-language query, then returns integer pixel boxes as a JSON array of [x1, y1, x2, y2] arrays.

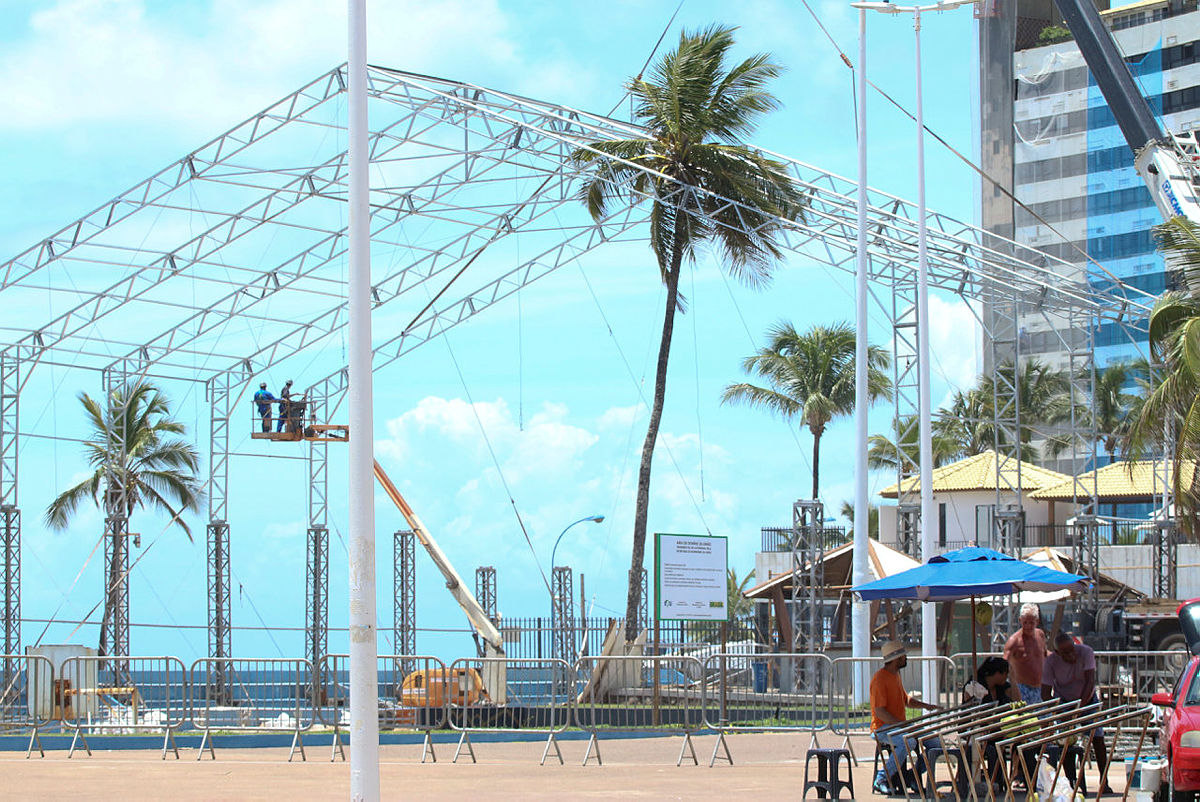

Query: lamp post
[[851, 0, 980, 707], [549, 515, 605, 659]]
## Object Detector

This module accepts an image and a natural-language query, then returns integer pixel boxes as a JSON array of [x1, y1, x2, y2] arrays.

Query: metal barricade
[[573, 653, 705, 767], [0, 653, 54, 757], [446, 657, 573, 765], [699, 651, 833, 767], [316, 654, 449, 762], [189, 657, 314, 761], [59, 655, 188, 759], [828, 655, 957, 762]]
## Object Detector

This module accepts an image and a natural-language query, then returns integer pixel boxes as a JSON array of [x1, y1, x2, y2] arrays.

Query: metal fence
[[189, 658, 314, 760], [316, 654, 449, 762], [0, 647, 1184, 764], [0, 653, 53, 757], [574, 654, 706, 766], [760, 525, 850, 552], [447, 657, 573, 764], [60, 655, 188, 759]]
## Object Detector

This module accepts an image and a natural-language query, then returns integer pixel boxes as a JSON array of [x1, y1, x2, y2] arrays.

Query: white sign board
[[654, 533, 728, 621]]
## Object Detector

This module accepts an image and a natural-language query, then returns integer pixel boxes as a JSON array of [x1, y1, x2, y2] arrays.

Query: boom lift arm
[[1052, 0, 1200, 280], [373, 459, 507, 704]]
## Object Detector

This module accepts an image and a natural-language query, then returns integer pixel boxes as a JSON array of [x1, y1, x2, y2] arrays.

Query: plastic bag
[[1036, 757, 1082, 802]]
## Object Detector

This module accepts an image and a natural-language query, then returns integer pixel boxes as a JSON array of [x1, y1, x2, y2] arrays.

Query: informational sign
[[654, 533, 728, 622]]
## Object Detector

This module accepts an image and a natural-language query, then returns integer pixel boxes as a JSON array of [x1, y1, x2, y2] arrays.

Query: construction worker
[[253, 382, 275, 433], [275, 379, 293, 433]]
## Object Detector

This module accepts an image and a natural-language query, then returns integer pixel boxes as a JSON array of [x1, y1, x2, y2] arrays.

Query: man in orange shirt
[[872, 640, 939, 795]]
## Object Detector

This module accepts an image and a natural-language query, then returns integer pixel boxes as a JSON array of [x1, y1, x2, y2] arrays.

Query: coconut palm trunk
[[627, 231, 685, 641]]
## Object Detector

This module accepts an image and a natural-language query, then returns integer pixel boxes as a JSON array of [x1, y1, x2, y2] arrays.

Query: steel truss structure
[[474, 566, 497, 623], [551, 566, 575, 662], [394, 530, 416, 670], [0, 64, 1166, 661]]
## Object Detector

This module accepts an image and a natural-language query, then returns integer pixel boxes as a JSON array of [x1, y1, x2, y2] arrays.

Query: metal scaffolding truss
[[0, 64, 1166, 662], [394, 530, 416, 668], [475, 566, 497, 623]]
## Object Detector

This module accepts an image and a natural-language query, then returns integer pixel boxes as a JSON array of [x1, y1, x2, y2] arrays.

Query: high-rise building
[[980, 0, 1200, 374]]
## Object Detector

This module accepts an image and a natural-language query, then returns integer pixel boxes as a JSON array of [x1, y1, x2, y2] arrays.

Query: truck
[[373, 460, 508, 706]]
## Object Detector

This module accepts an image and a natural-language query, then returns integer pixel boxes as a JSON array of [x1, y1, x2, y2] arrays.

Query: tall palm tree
[[722, 321, 892, 499], [46, 382, 203, 657], [573, 25, 806, 642]]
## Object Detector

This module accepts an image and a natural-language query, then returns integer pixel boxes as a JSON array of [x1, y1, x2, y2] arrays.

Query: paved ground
[[1, 732, 1132, 800]]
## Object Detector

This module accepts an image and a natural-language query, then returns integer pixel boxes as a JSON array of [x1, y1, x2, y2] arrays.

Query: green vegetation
[[45, 381, 202, 654], [722, 321, 891, 499], [1037, 25, 1074, 46], [573, 25, 807, 642]]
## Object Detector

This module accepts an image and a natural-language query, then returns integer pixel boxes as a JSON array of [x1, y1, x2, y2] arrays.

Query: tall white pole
[[913, 7, 939, 705], [347, 0, 380, 798], [852, 7, 871, 706]]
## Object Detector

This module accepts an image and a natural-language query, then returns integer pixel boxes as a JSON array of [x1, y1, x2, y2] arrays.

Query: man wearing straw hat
[[871, 639, 940, 795]]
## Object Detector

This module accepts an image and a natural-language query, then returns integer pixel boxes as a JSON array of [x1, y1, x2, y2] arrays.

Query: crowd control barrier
[[0, 653, 54, 757], [316, 654, 449, 762], [58, 655, 188, 759], [447, 657, 574, 764], [189, 657, 315, 760], [573, 653, 705, 767], [699, 651, 834, 767]]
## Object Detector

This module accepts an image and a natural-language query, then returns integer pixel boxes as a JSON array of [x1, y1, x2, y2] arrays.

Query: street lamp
[[549, 515, 605, 660], [851, 0, 980, 706]]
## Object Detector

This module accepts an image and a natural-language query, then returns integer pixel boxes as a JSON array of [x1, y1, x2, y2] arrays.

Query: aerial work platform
[[250, 397, 348, 443]]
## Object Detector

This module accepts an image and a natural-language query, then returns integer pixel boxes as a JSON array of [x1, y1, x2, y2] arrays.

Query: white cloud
[[0, 0, 531, 132], [928, 294, 979, 404]]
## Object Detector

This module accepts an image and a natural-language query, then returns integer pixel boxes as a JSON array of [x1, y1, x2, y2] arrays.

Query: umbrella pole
[[971, 595, 978, 677]]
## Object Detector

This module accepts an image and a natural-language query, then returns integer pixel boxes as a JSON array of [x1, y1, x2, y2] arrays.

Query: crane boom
[[1051, 0, 1200, 256], [373, 459, 507, 703]]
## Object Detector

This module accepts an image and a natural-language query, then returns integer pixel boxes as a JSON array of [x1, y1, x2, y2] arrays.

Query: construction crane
[[1054, 0, 1200, 291], [373, 460, 508, 705]]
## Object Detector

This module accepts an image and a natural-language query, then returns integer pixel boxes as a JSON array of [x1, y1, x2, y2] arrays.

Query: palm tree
[[1093, 360, 1139, 461], [1128, 288, 1200, 526], [722, 321, 891, 499], [46, 382, 203, 657], [573, 25, 806, 642], [838, 499, 879, 539], [870, 413, 960, 475], [932, 389, 995, 461]]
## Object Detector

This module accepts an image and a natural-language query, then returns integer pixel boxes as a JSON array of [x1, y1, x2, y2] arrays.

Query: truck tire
[[1158, 632, 1191, 678]]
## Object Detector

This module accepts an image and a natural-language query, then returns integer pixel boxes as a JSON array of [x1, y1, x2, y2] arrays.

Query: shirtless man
[[1003, 602, 1049, 705]]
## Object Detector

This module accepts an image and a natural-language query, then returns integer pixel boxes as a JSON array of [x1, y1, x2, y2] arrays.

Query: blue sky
[[0, 0, 993, 660]]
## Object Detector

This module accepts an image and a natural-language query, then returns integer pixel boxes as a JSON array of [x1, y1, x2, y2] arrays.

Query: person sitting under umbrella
[[961, 656, 1022, 793], [872, 639, 940, 795]]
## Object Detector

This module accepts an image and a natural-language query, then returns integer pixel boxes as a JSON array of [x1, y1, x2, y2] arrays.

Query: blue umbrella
[[852, 547, 1090, 670], [853, 546, 1089, 601]]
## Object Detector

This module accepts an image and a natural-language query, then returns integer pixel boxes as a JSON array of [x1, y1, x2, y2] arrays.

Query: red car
[[1153, 599, 1200, 801]]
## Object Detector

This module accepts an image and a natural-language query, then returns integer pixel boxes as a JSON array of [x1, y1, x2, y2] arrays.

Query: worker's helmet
[[286, 379, 293, 386], [259, 382, 267, 388]]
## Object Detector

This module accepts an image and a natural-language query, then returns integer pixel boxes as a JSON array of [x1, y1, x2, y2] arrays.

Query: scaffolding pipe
[[346, 0, 380, 798]]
